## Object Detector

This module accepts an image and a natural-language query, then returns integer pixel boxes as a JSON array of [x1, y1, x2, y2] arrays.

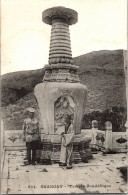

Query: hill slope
[[1, 49, 126, 129]]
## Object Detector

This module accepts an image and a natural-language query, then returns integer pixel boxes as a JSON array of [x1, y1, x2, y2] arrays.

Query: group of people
[[22, 107, 74, 169]]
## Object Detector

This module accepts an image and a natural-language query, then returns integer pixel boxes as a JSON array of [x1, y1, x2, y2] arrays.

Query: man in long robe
[[59, 119, 74, 169]]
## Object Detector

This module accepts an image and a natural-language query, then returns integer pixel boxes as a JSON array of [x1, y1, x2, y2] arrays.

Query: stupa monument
[[34, 6, 92, 163]]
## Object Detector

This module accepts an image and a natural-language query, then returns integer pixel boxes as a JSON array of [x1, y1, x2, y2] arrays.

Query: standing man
[[59, 119, 74, 169], [22, 108, 40, 165]]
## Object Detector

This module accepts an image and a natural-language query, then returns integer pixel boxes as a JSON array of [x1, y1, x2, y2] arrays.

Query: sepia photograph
[[1, 0, 127, 194]]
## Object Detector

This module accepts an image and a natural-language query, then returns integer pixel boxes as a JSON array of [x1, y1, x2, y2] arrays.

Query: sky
[[1, 0, 127, 75]]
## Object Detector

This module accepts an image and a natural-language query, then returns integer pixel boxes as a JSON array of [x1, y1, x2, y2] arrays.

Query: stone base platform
[[36, 133, 92, 164]]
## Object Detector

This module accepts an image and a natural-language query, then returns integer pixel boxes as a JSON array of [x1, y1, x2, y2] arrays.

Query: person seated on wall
[[22, 107, 40, 165], [59, 119, 74, 169]]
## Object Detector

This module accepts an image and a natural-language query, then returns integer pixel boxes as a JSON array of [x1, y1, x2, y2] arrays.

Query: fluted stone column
[[49, 19, 72, 65]]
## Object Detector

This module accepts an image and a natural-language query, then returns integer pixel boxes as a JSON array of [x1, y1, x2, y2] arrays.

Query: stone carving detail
[[45, 69, 52, 75], [43, 66, 80, 83], [61, 89, 72, 96], [52, 69, 59, 74], [116, 137, 127, 144], [8, 134, 23, 143], [49, 58, 73, 65], [54, 96, 75, 134], [70, 69, 76, 74]]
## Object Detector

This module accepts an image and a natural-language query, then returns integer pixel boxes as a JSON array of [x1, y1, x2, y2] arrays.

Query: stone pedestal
[[37, 134, 92, 163]]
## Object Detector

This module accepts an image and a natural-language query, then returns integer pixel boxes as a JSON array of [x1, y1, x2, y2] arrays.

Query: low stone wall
[[2, 127, 127, 154], [81, 129, 105, 148], [112, 132, 127, 152], [3, 130, 91, 149], [3, 130, 92, 163], [81, 120, 127, 153], [4, 130, 26, 150]]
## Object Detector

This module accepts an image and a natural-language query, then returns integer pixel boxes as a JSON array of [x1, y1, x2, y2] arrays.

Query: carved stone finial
[[92, 120, 98, 129], [42, 6, 78, 25], [105, 121, 112, 131]]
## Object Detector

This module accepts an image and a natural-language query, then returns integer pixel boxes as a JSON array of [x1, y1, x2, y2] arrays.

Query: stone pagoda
[[34, 6, 92, 163]]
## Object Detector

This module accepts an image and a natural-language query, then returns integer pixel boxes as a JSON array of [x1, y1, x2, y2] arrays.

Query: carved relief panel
[[54, 95, 75, 134]]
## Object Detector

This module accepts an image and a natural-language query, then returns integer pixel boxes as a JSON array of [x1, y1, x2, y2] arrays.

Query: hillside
[[1, 69, 44, 106], [1, 49, 127, 130], [73, 49, 124, 70]]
